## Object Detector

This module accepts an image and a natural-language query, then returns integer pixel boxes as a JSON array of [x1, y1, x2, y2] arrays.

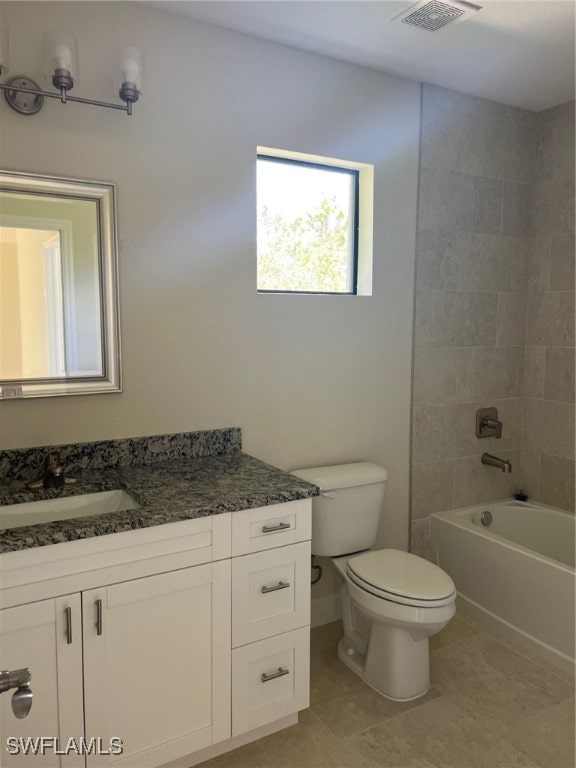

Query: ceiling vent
[[394, 0, 481, 32]]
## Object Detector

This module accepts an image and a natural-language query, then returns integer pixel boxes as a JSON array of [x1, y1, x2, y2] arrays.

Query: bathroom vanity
[[0, 430, 317, 768]]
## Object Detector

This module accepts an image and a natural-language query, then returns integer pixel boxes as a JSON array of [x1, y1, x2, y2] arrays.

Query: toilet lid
[[346, 549, 455, 602]]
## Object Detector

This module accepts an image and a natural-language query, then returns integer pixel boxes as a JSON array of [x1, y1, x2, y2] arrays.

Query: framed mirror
[[0, 170, 121, 398]]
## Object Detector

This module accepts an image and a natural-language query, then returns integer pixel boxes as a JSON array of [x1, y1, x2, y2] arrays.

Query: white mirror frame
[[0, 170, 122, 398]]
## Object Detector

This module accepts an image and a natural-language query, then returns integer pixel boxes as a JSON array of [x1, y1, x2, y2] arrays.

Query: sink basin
[[0, 490, 138, 531]]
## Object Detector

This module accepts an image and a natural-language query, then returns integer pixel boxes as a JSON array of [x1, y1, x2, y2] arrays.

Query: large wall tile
[[453, 450, 520, 508], [544, 347, 575, 403], [420, 108, 466, 174], [499, 238, 529, 292], [460, 234, 501, 292], [416, 229, 464, 289], [423, 111, 534, 182], [532, 174, 575, 211], [549, 234, 575, 291], [539, 454, 575, 513], [457, 347, 524, 401], [492, 397, 523, 451], [415, 290, 497, 348], [525, 292, 575, 347], [523, 398, 575, 459], [519, 449, 541, 500], [501, 180, 532, 237], [459, 112, 510, 179], [532, 203, 575, 237], [523, 346, 546, 397], [461, 235, 527, 293], [412, 404, 458, 464], [496, 293, 527, 347], [508, 120, 536, 184], [538, 100, 575, 126], [413, 347, 459, 406], [533, 122, 558, 181], [556, 104, 575, 176], [411, 459, 455, 519], [410, 518, 430, 560], [526, 238, 551, 293], [422, 83, 514, 123], [419, 167, 503, 235]]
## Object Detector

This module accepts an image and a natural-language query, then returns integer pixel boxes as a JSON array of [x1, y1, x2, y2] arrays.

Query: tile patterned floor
[[199, 614, 575, 768]]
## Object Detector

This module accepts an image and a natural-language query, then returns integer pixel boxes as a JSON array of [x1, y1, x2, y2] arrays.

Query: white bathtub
[[430, 500, 575, 673]]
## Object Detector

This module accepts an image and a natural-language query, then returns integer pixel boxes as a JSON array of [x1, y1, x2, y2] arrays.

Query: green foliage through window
[[257, 155, 358, 294]]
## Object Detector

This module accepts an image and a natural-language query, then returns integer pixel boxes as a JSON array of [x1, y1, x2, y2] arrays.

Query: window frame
[[256, 153, 360, 296]]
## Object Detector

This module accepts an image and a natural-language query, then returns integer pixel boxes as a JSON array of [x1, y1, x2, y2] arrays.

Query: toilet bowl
[[291, 462, 457, 701], [333, 549, 455, 700]]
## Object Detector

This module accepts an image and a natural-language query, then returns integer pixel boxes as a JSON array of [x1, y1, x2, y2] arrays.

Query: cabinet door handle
[[261, 667, 290, 683], [65, 607, 72, 645], [95, 599, 103, 636], [261, 581, 291, 594], [262, 522, 291, 533]]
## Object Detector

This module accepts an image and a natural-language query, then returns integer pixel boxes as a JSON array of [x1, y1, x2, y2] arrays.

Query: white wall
[[0, 2, 420, 550]]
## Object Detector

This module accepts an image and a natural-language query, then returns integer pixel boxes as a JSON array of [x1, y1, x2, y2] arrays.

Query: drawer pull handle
[[261, 667, 290, 683], [95, 599, 103, 636], [262, 522, 291, 533], [65, 607, 72, 645], [261, 581, 291, 594]]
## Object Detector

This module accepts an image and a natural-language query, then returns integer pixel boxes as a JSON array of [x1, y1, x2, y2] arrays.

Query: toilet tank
[[291, 462, 387, 556]]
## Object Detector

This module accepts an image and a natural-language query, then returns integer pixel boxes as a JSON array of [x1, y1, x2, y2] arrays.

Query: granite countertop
[[0, 452, 319, 553]]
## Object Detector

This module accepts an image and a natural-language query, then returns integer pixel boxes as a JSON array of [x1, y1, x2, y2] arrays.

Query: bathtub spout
[[481, 453, 512, 473]]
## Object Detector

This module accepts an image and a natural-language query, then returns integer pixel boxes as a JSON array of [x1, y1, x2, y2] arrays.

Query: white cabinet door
[[0, 595, 84, 768], [83, 560, 231, 768]]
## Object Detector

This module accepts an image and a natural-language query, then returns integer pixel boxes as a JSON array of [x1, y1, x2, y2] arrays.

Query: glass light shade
[[115, 47, 144, 92], [0, 23, 9, 73], [43, 31, 79, 83]]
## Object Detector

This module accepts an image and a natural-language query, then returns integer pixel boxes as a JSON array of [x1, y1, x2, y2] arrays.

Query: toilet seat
[[346, 549, 456, 608]]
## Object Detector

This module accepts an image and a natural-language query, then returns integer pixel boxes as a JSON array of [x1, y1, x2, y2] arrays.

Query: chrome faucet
[[481, 453, 512, 473], [0, 668, 33, 719], [26, 452, 77, 490]]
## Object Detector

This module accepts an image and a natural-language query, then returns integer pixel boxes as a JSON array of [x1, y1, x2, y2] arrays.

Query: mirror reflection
[[0, 172, 121, 398]]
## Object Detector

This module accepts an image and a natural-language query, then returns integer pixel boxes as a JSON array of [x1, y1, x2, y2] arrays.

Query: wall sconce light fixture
[[0, 28, 143, 116]]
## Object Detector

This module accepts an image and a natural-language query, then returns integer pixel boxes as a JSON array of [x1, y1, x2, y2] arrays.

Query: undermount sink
[[0, 490, 138, 531]]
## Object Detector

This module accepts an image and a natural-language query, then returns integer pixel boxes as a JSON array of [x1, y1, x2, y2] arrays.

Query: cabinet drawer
[[232, 627, 310, 737], [231, 500, 311, 556], [232, 541, 310, 647]]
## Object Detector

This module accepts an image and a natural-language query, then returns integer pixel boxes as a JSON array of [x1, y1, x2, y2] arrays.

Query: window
[[257, 150, 372, 295]]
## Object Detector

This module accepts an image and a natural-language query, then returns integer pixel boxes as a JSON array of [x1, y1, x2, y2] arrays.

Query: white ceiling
[[146, 0, 575, 112]]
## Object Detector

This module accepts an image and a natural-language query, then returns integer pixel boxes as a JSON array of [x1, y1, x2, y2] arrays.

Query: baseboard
[[311, 593, 342, 628]]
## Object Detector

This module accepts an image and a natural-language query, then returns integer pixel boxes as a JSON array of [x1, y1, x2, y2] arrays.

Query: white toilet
[[292, 462, 456, 701]]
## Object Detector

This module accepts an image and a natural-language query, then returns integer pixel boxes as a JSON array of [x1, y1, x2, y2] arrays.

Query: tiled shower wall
[[521, 102, 575, 511], [411, 85, 575, 558]]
